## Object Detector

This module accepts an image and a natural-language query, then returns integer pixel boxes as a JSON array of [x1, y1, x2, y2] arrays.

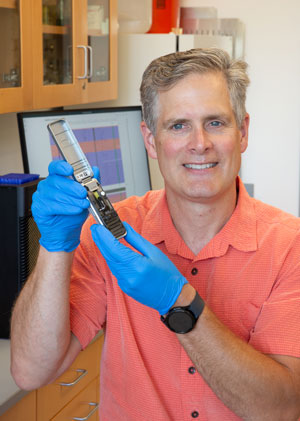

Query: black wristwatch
[[161, 291, 205, 334]]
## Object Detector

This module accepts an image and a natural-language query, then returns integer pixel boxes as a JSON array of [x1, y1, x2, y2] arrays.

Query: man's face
[[141, 71, 249, 204]]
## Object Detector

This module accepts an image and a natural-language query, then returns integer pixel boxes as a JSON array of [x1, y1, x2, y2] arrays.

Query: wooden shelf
[[0, 0, 17, 9], [43, 24, 68, 35]]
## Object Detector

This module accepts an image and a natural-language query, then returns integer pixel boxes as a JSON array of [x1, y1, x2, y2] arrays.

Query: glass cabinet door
[[0, 0, 21, 89], [42, 0, 73, 85], [86, 0, 110, 83], [32, 0, 117, 109], [0, 0, 32, 113]]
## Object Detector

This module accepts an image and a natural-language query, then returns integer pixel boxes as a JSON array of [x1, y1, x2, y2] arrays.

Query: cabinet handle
[[72, 402, 99, 420], [87, 46, 93, 79], [58, 368, 88, 387], [77, 45, 88, 79]]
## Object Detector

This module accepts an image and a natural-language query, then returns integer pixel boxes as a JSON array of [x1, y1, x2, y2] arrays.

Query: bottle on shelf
[[56, 0, 64, 26]]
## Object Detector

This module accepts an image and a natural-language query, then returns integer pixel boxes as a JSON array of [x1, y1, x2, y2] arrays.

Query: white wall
[[181, 0, 300, 215]]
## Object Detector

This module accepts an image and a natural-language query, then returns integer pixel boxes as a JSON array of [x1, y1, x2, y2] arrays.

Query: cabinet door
[[0, 0, 33, 113], [32, 0, 83, 108], [75, 0, 117, 104], [32, 0, 117, 109], [51, 377, 100, 421], [37, 334, 103, 421]]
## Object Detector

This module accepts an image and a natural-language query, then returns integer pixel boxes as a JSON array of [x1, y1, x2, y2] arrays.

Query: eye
[[210, 120, 222, 127], [172, 123, 184, 130]]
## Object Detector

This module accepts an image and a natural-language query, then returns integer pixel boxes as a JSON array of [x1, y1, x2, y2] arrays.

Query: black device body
[[0, 180, 40, 338]]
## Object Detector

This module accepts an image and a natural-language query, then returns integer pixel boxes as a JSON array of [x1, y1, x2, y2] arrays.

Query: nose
[[187, 126, 213, 153]]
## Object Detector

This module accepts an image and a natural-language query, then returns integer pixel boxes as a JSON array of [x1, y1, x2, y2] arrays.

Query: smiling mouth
[[184, 163, 217, 170]]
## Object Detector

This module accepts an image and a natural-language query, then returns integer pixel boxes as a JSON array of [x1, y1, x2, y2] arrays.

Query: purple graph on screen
[[49, 125, 127, 203]]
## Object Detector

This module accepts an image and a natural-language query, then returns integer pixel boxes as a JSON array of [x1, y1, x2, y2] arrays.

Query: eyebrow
[[204, 113, 231, 122], [162, 118, 191, 129], [162, 113, 231, 129]]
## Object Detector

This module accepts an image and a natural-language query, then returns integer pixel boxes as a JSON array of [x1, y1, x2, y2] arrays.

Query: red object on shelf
[[147, 0, 180, 33]]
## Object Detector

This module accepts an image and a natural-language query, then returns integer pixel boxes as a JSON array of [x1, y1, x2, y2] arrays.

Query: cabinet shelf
[[0, 0, 16, 8], [43, 24, 68, 35]]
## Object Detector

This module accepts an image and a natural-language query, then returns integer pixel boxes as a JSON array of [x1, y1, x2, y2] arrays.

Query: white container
[[118, 0, 152, 34]]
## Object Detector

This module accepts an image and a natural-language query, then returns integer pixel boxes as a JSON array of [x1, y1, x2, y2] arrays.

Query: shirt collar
[[141, 177, 258, 260]]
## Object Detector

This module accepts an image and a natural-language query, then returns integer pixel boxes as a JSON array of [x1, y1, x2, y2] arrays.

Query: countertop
[[0, 339, 28, 416]]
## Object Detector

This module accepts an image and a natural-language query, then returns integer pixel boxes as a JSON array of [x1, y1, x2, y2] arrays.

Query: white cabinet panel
[[105, 33, 176, 107]]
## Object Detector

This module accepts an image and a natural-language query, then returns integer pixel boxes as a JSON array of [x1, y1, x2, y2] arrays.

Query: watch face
[[167, 309, 195, 334]]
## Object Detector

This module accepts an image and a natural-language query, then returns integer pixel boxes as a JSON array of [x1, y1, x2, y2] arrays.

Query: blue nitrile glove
[[32, 159, 99, 252], [90, 222, 188, 315]]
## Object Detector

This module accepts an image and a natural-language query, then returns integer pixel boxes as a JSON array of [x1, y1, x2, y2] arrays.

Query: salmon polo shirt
[[70, 177, 300, 421]]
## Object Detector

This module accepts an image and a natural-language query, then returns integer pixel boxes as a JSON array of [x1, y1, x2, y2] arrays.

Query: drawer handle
[[72, 402, 99, 420], [59, 368, 88, 387], [87, 46, 93, 79]]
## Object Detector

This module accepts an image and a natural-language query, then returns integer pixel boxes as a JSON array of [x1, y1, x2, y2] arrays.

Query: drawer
[[37, 334, 103, 421], [51, 377, 100, 421]]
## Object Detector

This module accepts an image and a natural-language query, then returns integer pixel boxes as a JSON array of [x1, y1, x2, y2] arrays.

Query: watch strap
[[185, 290, 205, 319]]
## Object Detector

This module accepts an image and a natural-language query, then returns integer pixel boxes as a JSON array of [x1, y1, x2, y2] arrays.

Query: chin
[[184, 182, 218, 197], [183, 189, 218, 201]]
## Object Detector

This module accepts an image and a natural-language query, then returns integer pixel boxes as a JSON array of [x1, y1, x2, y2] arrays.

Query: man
[[11, 49, 300, 420]]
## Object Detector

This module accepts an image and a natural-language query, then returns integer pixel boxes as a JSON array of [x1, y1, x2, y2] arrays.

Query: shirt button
[[188, 366, 196, 374], [191, 411, 199, 418], [191, 267, 198, 275]]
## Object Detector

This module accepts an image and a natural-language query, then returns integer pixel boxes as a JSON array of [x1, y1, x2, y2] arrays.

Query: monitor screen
[[18, 107, 151, 202]]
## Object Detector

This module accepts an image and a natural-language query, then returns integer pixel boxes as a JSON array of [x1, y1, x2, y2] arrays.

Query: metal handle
[[72, 402, 99, 420], [58, 368, 88, 387], [86, 46, 93, 79], [77, 45, 88, 79]]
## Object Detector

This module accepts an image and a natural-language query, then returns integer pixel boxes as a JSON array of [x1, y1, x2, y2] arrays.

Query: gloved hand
[[90, 222, 188, 315], [32, 159, 95, 252]]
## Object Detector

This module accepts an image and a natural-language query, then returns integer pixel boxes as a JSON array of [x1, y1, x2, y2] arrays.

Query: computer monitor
[[18, 106, 151, 202]]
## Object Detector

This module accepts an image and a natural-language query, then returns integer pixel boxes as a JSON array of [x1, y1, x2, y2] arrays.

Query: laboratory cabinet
[[0, 0, 32, 113], [0, 0, 117, 114], [0, 334, 103, 421]]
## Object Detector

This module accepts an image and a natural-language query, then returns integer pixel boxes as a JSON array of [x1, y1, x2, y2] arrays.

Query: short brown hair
[[140, 48, 250, 133]]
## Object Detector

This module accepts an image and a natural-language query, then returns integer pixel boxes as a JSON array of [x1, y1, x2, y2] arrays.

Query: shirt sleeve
[[249, 233, 300, 357], [70, 216, 109, 349]]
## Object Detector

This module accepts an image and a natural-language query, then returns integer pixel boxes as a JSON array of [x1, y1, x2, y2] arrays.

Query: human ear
[[140, 121, 157, 159], [240, 113, 250, 153]]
